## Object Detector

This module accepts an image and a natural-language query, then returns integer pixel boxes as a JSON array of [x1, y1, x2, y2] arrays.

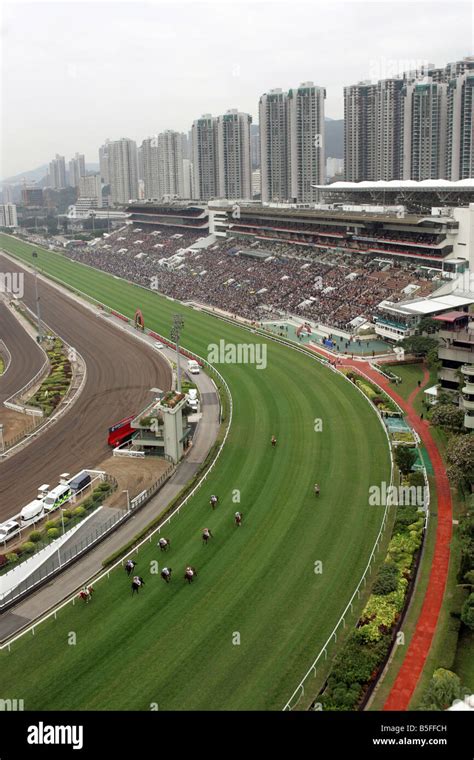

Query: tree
[[430, 404, 465, 430], [461, 593, 474, 630], [417, 317, 440, 335], [419, 668, 465, 710], [446, 435, 474, 489], [394, 446, 417, 476], [401, 335, 438, 357], [426, 346, 441, 371]]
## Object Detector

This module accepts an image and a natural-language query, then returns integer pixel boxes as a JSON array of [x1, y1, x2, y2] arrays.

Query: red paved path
[[309, 346, 453, 710]]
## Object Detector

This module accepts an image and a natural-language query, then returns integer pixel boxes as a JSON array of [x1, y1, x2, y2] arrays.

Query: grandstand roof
[[314, 180, 474, 191], [235, 204, 430, 224], [433, 310, 468, 322]]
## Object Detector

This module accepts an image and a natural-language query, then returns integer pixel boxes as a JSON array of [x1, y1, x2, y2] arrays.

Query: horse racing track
[[0, 235, 391, 710]]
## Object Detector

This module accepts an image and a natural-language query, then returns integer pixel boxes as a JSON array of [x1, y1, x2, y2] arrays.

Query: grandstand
[[126, 201, 209, 233], [209, 202, 472, 274], [65, 225, 437, 331]]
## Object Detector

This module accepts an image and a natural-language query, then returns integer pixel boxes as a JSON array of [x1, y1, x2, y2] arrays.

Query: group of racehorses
[[78, 487, 250, 604]]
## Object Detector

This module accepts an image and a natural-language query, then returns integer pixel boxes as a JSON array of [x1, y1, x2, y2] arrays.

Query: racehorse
[[131, 576, 145, 594], [271, 435, 277, 447], [125, 559, 136, 576], [184, 566, 197, 583], [202, 528, 213, 545], [158, 537, 170, 552], [79, 586, 94, 603], [210, 495, 218, 510], [234, 512, 243, 526], [161, 567, 172, 583]]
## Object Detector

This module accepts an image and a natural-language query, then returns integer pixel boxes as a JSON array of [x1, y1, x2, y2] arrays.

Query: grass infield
[[0, 235, 390, 710]]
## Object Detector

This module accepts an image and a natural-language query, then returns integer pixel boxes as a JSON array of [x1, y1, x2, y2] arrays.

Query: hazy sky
[[1, 0, 473, 178]]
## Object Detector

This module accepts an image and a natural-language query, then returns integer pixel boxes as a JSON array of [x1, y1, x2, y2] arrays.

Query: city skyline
[[2, 1, 471, 178]]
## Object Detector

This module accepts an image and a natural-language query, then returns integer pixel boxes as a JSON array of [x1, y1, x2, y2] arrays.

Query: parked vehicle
[[154, 342, 164, 350], [187, 360, 200, 375], [68, 470, 91, 494], [0, 520, 21, 543], [20, 499, 45, 523], [43, 484, 72, 514]]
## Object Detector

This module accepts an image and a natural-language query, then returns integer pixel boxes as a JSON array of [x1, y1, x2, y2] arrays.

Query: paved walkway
[[307, 345, 453, 711]]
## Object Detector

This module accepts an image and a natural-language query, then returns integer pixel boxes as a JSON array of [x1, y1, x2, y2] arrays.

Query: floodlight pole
[[171, 314, 184, 393]]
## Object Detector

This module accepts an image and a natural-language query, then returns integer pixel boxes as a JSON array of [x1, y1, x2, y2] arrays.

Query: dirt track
[[0, 254, 171, 520], [0, 300, 45, 405]]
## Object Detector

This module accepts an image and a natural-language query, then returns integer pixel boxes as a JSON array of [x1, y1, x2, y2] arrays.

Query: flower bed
[[318, 506, 424, 710], [344, 371, 399, 414], [27, 338, 72, 416], [391, 431, 416, 445]]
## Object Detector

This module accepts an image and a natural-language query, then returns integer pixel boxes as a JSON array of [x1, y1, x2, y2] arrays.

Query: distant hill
[[325, 119, 344, 160], [1, 163, 99, 186]]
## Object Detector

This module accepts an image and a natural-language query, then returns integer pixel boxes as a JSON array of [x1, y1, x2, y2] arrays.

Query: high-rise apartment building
[[141, 137, 160, 199], [158, 130, 185, 198], [68, 153, 86, 187], [48, 154, 67, 189], [192, 115, 219, 200], [79, 174, 102, 207], [216, 110, 252, 200], [99, 140, 110, 184], [344, 56, 474, 182], [259, 84, 325, 202], [259, 89, 290, 202], [108, 138, 138, 205], [401, 80, 447, 180], [288, 82, 325, 201], [0, 204, 18, 228]]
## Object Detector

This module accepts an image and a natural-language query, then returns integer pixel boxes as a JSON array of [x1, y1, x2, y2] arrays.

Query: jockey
[[186, 566, 194, 576], [314, 483, 320, 496], [133, 576, 141, 586], [234, 511, 242, 525], [271, 435, 277, 447], [210, 495, 218, 507], [158, 537, 168, 549], [162, 567, 171, 577], [202, 528, 212, 539]]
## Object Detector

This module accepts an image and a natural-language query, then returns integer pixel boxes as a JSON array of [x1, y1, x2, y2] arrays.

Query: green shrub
[[5, 552, 19, 564], [62, 509, 73, 519], [408, 471, 425, 488], [44, 520, 58, 531], [419, 668, 466, 710], [19, 541, 36, 555], [73, 506, 86, 518], [28, 531, 42, 543], [47, 528, 60, 540], [97, 482, 111, 492], [372, 562, 399, 595]]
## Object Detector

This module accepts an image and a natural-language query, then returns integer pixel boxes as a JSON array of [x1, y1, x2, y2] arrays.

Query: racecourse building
[[208, 199, 474, 275]]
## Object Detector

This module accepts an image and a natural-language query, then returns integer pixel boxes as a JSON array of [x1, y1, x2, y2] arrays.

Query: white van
[[188, 388, 198, 401], [187, 360, 200, 375], [43, 484, 72, 514], [20, 498, 45, 524]]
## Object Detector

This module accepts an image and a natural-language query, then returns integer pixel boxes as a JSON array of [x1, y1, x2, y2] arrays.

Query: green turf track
[[0, 234, 391, 710]]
